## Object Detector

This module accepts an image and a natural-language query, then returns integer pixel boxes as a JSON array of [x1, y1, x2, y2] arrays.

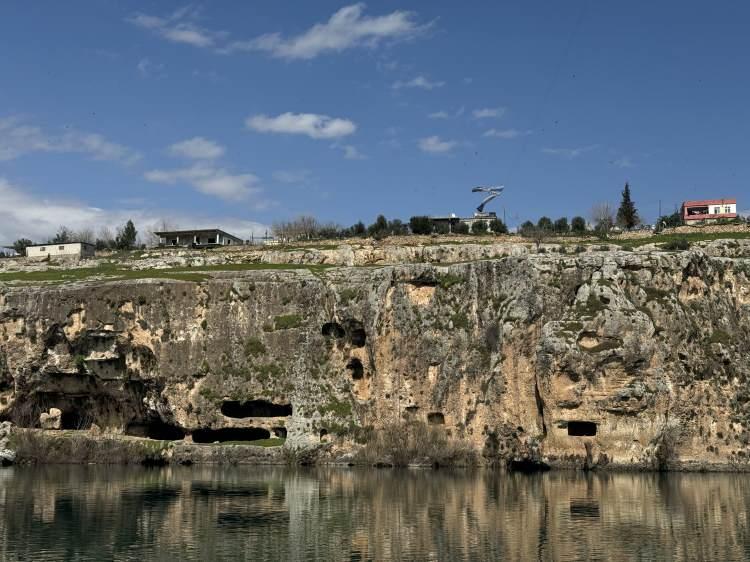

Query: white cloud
[[223, 4, 426, 59], [129, 4, 428, 60], [428, 111, 450, 119], [542, 145, 598, 159], [613, 156, 633, 168], [0, 116, 140, 165], [145, 163, 260, 202], [473, 107, 506, 119], [392, 75, 444, 90], [246, 112, 356, 139], [342, 145, 366, 160], [168, 137, 225, 160], [0, 177, 268, 243], [483, 128, 530, 139], [272, 169, 312, 184], [418, 136, 457, 154], [126, 8, 221, 48], [137, 57, 165, 78]]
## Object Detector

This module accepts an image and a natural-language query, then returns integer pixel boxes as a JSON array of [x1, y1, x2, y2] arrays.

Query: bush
[[571, 216, 587, 233], [488, 218, 508, 234], [453, 222, 470, 235], [470, 220, 488, 235], [662, 238, 690, 251], [554, 217, 569, 233], [537, 216, 553, 231], [357, 421, 477, 467], [409, 216, 433, 235]]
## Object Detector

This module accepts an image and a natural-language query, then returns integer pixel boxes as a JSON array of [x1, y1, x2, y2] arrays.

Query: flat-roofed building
[[681, 198, 737, 223], [26, 242, 96, 259], [155, 228, 244, 248]]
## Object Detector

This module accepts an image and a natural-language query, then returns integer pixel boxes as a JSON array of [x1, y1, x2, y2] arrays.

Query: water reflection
[[1, 466, 749, 561]]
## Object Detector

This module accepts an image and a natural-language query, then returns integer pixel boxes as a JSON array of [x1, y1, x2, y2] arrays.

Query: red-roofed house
[[681, 198, 737, 223]]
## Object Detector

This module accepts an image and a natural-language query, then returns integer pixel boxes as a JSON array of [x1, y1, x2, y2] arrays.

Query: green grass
[[273, 314, 303, 330], [0, 261, 334, 285], [212, 438, 285, 447], [436, 272, 466, 289], [615, 231, 750, 249], [244, 337, 267, 358]]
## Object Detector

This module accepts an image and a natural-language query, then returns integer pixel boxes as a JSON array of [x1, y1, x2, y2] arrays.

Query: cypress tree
[[616, 183, 639, 229]]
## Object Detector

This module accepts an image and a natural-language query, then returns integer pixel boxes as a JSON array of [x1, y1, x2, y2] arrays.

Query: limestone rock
[[40, 408, 62, 430]]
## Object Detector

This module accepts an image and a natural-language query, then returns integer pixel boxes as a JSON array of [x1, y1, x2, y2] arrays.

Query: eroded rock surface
[[1, 245, 750, 469]]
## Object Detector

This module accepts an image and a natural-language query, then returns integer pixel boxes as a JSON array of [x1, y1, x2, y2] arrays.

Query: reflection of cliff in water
[[1, 467, 750, 561]]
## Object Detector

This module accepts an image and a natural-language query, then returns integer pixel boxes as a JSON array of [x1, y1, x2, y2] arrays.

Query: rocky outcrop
[[1, 244, 750, 469], [0, 421, 15, 465]]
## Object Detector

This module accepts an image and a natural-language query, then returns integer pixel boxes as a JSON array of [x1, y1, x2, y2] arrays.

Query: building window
[[208, 237, 216, 244], [59, 246, 65, 250], [40, 247, 46, 251], [714, 206, 721, 214], [725, 206, 732, 213]]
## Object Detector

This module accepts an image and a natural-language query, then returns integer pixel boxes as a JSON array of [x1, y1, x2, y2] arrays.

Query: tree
[[471, 220, 488, 234], [591, 203, 615, 239], [115, 220, 138, 250], [554, 217, 569, 234], [351, 221, 366, 236], [388, 219, 408, 236], [75, 228, 95, 245], [12, 238, 33, 255], [453, 222, 470, 235], [537, 216, 553, 231], [51, 226, 73, 244], [571, 216, 587, 234], [488, 218, 508, 234], [367, 215, 389, 238], [616, 182, 640, 230], [519, 220, 535, 236], [656, 212, 683, 231], [409, 216, 433, 235]]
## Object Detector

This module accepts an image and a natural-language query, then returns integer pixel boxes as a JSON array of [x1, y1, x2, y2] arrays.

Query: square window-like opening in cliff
[[192, 427, 271, 443], [221, 400, 292, 418], [567, 421, 597, 436], [427, 412, 445, 425]]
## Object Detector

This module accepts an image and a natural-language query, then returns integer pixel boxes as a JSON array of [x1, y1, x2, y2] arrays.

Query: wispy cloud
[[483, 128, 531, 139], [342, 144, 366, 160], [392, 75, 445, 90], [145, 164, 260, 202], [418, 135, 457, 154], [127, 6, 223, 48], [541, 145, 598, 159], [428, 111, 450, 119], [168, 137, 225, 160], [473, 107, 506, 119], [0, 177, 269, 243], [246, 112, 356, 139], [272, 169, 312, 184], [129, 4, 428, 60], [0, 116, 141, 165], [612, 156, 633, 168], [136, 57, 165, 78]]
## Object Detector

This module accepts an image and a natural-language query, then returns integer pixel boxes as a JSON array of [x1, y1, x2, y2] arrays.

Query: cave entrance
[[60, 410, 93, 430], [192, 427, 271, 443], [427, 412, 445, 425], [322, 322, 346, 339], [567, 421, 597, 436], [221, 400, 292, 418], [126, 420, 186, 440], [346, 358, 364, 380], [272, 427, 287, 439], [344, 320, 367, 347]]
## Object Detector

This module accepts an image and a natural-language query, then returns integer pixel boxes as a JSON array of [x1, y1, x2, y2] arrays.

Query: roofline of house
[[154, 229, 242, 239], [26, 241, 96, 248], [682, 198, 737, 206]]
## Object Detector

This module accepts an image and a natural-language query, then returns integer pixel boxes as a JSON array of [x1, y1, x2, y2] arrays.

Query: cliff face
[[1, 244, 750, 469]]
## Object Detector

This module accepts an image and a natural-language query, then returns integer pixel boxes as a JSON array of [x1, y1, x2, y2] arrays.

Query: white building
[[26, 242, 96, 259]]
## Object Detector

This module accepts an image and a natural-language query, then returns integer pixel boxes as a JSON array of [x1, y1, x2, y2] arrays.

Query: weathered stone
[[40, 408, 62, 430]]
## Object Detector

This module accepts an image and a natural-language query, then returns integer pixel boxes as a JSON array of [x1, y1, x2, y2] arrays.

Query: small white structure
[[26, 242, 96, 259]]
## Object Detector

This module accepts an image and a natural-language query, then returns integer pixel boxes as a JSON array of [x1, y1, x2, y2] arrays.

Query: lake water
[[1, 466, 749, 561]]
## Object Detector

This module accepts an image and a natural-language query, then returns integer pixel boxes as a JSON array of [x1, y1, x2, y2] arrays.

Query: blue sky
[[1, 1, 749, 241]]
